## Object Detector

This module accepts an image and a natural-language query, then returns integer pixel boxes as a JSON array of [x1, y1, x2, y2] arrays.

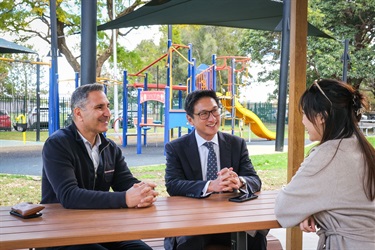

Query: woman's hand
[[299, 216, 317, 233]]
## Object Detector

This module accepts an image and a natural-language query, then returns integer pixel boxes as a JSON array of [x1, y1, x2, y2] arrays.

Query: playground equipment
[[122, 72, 192, 154], [91, 42, 275, 152], [218, 93, 276, 140], [13, 114, 28, 144], [195, 55, 276, 140], [54, 52, 275, 149], [118, 47, 276, 153], [118, 40, 194, 154]]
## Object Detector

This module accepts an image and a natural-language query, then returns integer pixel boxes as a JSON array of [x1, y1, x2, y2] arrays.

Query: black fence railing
[[0, 96, 71, 130], [246, 102, 280, 124], [0, 96, 280, 131]]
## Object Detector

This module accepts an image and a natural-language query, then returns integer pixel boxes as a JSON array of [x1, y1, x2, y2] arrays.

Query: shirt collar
[[77, 131, 101, 149], [195, 130, 218, 147]]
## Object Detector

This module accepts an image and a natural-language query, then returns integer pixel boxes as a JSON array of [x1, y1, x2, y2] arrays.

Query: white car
[[27, 107, 49, 129]]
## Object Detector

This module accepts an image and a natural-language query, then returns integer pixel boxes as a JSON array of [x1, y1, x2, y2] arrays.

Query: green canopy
[[0, 38, 36, 54], [98, 0, 331, 39]]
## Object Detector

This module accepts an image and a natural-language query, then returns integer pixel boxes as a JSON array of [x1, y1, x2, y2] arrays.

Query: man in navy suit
[[164, 90, 267, 250]]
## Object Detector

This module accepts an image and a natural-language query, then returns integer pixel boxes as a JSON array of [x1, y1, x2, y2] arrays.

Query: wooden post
[[286, 0, 308, 249]]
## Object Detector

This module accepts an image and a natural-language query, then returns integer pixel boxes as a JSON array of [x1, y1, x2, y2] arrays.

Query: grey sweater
[[275, 137, 375, 250]]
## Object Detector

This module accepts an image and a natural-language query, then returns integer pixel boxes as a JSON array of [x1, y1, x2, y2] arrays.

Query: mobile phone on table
[[10, 210, 43, 219], [228, 193, 258, 203]]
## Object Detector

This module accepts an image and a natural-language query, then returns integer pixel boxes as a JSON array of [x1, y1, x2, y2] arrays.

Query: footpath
[[0, 138, 307, 170], [0, 138, 318, 249]]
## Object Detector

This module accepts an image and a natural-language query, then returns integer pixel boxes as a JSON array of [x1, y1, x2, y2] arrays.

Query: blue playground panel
[[169, 110, 193, 130]]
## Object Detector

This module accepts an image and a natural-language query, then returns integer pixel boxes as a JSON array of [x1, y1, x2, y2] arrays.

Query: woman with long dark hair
[[275, 79, 375, 249]]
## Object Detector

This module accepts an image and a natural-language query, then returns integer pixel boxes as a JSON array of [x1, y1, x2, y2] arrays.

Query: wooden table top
[[0, 190, 281, 250]]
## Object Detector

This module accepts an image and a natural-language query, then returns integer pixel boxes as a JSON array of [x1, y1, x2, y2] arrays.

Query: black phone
[[228, 193, 258, 203], [10, 210, 43, 219]]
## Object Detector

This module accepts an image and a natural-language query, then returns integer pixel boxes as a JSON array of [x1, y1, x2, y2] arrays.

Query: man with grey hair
[[42, 83, 158, 250]]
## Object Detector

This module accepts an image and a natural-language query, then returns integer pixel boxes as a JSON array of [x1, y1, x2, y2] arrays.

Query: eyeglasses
[[194, 108, 221, 120], [313, 81, 332, 106]]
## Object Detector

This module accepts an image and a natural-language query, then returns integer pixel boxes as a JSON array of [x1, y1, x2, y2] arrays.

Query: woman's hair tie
[[352, 92, 366, 116]]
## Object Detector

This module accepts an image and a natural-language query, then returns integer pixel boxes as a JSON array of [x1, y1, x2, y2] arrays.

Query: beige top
[[275, 137, 375, 250]]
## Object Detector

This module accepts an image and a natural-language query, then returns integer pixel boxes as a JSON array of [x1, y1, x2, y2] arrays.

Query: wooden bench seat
[[141, 234, 283, 250], [359, 120, 375, 136], [267, 234, 284, 250], [143, 238, 165, 250], [30, 234, 283, 250], [359, 125, 374, 136]]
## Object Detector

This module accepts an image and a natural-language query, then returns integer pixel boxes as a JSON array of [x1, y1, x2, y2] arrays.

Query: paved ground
[[0, 140, 167, 176], [0, 137, 318, 248], [0, 137, 309, 176]]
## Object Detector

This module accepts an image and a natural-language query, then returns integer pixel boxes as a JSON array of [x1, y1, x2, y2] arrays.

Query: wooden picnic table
[[0, 191, 281, 250]]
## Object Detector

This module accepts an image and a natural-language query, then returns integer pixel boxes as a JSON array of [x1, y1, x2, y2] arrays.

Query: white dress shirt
[[195, 130, 220, 196], [78, 132, 101, 174]]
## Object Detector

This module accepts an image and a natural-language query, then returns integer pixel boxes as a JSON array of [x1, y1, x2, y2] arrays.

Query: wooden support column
[[286, 0, 308, 249]]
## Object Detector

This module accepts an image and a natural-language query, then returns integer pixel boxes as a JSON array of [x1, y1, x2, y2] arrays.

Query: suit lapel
[[186, 131, 204, 179], [218, 132, 231, 169]]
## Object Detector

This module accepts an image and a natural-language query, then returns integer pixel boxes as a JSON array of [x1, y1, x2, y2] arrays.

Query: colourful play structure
[[196, 55, 276, 140], [218, 92, 276, 140], [108, 39, 276, 154], [108, 40, 194, 154]]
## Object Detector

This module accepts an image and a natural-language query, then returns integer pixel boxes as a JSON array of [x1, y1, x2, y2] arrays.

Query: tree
[[0, 0, 145, 84], [0, 53, 48, 98], [0, 59, 13, 96], [239, 0, 375, 103]]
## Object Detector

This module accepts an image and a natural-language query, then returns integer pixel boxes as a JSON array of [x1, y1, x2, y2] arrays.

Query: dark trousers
[[164, 231, 267, 250], [46, 240, 152, 250]]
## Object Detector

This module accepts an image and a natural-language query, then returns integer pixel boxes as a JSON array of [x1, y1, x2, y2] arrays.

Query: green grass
[[367, 136, 375, 145], [0, 175, 42, 206], [0, 131, 50, 141], [0, 135, 373, 206]]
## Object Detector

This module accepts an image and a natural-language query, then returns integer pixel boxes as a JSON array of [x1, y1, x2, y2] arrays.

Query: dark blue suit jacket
[[165, 130, 262, 198]]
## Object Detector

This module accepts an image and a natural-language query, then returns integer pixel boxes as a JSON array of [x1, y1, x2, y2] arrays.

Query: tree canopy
[[239, 0, 375, 102]]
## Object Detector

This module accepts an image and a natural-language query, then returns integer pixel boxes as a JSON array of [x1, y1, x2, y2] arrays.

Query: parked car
[[27, 107, 49, 129], [0, 109, 11, 131]]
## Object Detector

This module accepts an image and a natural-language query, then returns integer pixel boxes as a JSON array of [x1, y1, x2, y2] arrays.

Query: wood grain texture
[[0, 191, 281, 250]]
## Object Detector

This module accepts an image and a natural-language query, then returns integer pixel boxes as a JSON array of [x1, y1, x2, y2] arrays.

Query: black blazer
[[165, 130, 262, 198]]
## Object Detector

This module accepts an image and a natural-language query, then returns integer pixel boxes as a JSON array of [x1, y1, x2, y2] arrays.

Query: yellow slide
[[218, 93, 276, 140]]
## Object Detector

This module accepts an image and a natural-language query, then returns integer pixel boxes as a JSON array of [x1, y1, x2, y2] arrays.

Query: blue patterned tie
[[204, 142, 218, 180]]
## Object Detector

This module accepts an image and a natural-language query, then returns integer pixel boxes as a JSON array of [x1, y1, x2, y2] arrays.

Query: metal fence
[[0, 96, 279, 131], [0, 96, 71, 130], [246, 102, 279, 124]]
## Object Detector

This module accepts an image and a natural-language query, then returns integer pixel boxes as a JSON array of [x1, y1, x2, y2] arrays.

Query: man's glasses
[[313, 81, 332, 106], [194, 108, 221, 120]]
